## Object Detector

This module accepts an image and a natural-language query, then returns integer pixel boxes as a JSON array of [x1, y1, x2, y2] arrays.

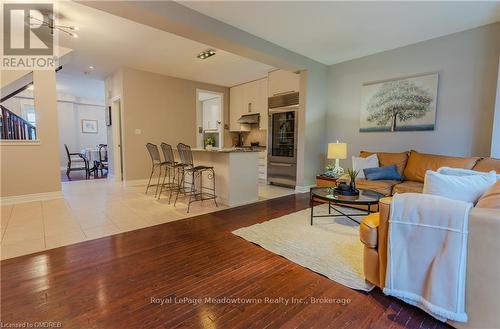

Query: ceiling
[[181, 1, 500, 65], [54, 2, 274, 86], [56, 73, 105, 102]]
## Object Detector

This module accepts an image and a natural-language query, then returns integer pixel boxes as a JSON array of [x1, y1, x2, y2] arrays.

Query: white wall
[[326, 23, 500, 168], [58, 98, 107, 167]]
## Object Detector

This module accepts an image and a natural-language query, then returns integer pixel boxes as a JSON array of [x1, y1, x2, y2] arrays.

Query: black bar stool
[[174, 143, 217, 213], [158, 143, 185, 203], [145, 143, 166, 196]]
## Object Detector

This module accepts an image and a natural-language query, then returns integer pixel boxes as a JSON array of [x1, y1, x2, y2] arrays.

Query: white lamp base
[[331, 159, 344, 177]]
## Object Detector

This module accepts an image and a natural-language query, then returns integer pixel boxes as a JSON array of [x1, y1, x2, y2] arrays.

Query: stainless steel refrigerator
[[267, 92, 299, 187]]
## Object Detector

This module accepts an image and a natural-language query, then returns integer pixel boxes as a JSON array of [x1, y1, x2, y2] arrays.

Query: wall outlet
[[135, 129, 142, 135]]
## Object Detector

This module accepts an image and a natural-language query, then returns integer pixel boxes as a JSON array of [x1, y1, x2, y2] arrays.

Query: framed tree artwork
[[360, 73, 439, 132], [82, 119, 98, 134]]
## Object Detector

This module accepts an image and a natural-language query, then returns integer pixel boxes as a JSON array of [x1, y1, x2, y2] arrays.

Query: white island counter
[[189, 148, 261, 207]]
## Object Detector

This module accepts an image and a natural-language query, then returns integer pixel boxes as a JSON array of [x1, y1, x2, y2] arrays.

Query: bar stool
[[174, 143, 218, 213], [157, 143, 184, 203], [145, 143, 167, 196]]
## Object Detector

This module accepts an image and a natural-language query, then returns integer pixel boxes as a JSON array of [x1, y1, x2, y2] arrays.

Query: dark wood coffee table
[[309, 187, 383, 225]]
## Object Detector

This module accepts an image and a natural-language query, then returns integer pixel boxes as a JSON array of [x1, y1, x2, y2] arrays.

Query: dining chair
[[98, 144, 109, 176], [64, 144, 89, 179]]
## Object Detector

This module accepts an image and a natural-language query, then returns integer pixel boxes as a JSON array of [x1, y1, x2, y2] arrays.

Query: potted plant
[[347, 168, 359, 193], [204, 136, 216, 150]]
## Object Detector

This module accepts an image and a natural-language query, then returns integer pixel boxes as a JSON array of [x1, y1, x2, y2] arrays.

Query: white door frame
[[196, 89, 224, 148], [110, 97, 124, 181]]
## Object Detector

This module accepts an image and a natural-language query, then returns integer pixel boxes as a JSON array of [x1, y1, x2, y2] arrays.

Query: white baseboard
[[295, 185, 315, 193], [123, 179, 150, 187], [1, 191, 63, 205]]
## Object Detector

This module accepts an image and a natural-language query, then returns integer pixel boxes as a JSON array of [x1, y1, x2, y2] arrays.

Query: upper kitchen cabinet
[[229, 78, 268, 131], [257, 78, 268, 130], [229, 83, 245, 131], [268, 69, 300, 97]]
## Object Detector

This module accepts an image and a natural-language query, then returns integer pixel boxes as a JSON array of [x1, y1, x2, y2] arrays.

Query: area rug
[[232, 204, 374, 291]]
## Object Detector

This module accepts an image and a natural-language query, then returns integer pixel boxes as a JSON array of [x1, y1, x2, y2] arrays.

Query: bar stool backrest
[[177, 143, 193, 167], [160, 143, 175, 164], [146, 143, 161, 164]]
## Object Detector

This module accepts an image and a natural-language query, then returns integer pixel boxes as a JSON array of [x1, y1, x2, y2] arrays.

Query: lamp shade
[[327, 142, 347, 160]]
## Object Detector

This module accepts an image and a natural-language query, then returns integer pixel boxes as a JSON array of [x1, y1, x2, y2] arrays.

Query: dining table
[[81, 148, 103, 178]]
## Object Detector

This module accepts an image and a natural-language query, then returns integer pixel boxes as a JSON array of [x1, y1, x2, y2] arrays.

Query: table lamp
[[327, 141, 347, 177]]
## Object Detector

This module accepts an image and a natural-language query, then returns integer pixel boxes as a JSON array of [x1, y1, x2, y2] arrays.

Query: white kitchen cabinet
[[243, 80, 259, 114], [258, 150, 267, 181], [258, 78, 268, 130], [230, 78, 268, 131], [268, 69, 300, 97], [229, 84, 245, 131], [202, 98, 220, 131]]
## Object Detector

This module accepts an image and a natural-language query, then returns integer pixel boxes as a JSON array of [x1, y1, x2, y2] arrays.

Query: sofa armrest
[[377, 197, 392, 287], [451, 207, 500, 329]]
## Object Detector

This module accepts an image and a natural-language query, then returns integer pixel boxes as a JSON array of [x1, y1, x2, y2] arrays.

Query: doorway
[[54, 72, 108, 182], [196, 90, 224, 149]]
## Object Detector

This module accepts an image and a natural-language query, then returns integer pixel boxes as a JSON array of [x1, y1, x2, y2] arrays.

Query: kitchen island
[[189, 148, 261, 207]]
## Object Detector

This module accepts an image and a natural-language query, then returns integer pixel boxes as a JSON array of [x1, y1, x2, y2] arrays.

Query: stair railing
[[0, 105, 37, 140]]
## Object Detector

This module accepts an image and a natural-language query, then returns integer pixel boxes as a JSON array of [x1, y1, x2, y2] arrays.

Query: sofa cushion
[[360, 212, 379, 248], [473, 158, 500, 174], [356, 178, 399, 196], [364, 165, 402, 181], [423, 170, 497, 204], [353, 154, 379, 179], [392, 181, 424, 194], [403, 150, 480, 183], [476, 180, 500, 209], [360, 151, 409, 177]]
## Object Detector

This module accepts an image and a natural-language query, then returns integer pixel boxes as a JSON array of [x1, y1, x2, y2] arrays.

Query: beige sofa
[[358, 152, 500, 329]]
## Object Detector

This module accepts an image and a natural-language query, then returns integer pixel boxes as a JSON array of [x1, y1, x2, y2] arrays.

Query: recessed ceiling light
[[197, 49, 216, 60], [88, 65, 94, 70]]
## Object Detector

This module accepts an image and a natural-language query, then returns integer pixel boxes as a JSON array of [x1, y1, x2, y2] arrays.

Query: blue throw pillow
[[363, 165, 402, 181]]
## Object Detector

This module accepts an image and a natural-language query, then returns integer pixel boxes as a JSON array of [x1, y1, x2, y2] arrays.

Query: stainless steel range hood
[[237, 113, 260, 124]]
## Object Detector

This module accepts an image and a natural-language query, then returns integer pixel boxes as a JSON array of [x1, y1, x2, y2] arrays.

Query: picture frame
[[105, 106, 112, 126], [359, 72, 439, 132], [81, 119, 98, 134]]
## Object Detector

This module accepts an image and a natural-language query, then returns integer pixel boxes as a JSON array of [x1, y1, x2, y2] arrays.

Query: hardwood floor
[[1, 193, 451, 329]]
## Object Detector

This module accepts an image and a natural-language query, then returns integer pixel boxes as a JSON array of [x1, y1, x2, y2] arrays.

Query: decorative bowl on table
[[333, 183, 360, 196]]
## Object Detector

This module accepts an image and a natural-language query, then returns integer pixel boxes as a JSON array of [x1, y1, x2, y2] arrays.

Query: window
[[22, 105, 36, 126]]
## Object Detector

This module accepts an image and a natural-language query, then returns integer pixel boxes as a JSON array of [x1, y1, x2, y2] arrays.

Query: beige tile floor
[[1, 180, 295, 260]]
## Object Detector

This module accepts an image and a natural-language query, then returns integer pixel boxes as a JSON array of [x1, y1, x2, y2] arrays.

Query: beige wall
[[104, 70, 124, 179], [1, 70, 61, 197], [3, 92, 106, 167], [491, 57, 500, 158], [107, 67, 230, 181], [327, 23, 500, 168]]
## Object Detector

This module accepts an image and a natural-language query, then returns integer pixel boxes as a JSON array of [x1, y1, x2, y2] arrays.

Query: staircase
[[0, 105, 37, 140], [0, 66, 62, 141]]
